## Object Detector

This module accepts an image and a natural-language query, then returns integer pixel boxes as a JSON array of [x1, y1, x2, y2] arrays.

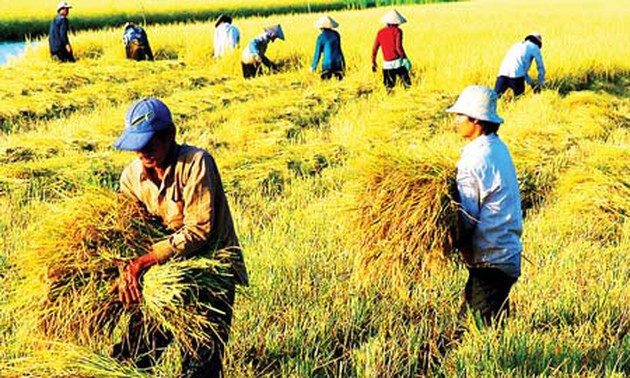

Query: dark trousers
[[494, 76, 525, 97], [459, 267, 517, 325], [383, 67, 411, 89], [112, 283, 236, 378], [242, 62, 262, 79], [321, 69, 344, 81], [126, 41, 154, 61], [51, 49, 75, 63]]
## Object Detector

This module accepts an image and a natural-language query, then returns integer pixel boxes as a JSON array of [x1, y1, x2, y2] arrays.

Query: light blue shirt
[[214, 23, 240, 58], [457, 133, 523, 278], [498, 40, 545, 87], [242, 32, 273, 67]]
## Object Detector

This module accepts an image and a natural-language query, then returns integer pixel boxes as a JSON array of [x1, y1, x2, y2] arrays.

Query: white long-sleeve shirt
[[214, 23, 240, 58], [457, 133, 523, 278], [498, 40, 546, 87]]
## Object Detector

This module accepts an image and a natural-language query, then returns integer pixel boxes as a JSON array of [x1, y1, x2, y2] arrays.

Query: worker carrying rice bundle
[[446, 86, 523, 325], [122, 22, 154, 61], [112, 98, 248, 377]]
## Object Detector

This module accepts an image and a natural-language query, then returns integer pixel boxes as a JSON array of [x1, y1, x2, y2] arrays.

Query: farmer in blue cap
[[49, 1, 75, 62], [446, 86, 523, 325], [241, 24, 284, 78], [111, 98, 248, 377]]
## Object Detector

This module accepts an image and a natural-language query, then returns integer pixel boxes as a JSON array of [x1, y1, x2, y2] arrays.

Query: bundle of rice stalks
[[8, 186, 235, 365], [349, 139, 461, 286], [1, 341, 149, 378]]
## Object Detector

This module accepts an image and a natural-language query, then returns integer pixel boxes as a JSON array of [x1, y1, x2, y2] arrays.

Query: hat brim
[[113, 130, 154, 151], [446, 105, 504, 124]]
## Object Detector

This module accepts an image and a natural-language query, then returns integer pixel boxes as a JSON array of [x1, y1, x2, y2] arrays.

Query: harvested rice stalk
[[2, 341, 149, 378], [10, 186, 236, 358], [350, 141, 461, 286]]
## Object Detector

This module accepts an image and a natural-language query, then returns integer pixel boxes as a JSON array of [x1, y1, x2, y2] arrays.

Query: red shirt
[[372, 26, 406, 64]]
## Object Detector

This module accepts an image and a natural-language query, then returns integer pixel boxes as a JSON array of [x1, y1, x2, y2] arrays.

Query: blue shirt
[[123, 26, 149, 46], [242, 32, 273, 67], [498, 40, 546, 87], [49, 14, 70, 54], [457, 133, 523, 278], [311, 29, 345, 72]]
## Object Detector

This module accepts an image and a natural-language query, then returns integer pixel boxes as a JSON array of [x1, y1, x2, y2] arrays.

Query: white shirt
[[498, 40, 546, 87], [457, 133, 523, 278], [214, 23, 240, 58]]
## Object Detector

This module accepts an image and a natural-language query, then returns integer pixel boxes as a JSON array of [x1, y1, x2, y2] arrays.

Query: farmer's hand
[[371, 64, 377, 73], [110, 252, 159, 307]]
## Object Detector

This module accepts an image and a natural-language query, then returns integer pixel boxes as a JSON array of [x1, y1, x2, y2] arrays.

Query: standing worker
[[122, 22, 154, 61], [241, 24, 284, 79], [371, 9, 411, 90], [111, 98, 249, 377], [214, 14, 240, 58], [446, 86, 523, 325], [494, 33, 545, 98], [49, 1, 74, 62], [310, 15, 345, 80]]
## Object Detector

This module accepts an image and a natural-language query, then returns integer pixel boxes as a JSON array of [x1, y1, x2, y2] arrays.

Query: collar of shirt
[[461, 133, 497, 155]]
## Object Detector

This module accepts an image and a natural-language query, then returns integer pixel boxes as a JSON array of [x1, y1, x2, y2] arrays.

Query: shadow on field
[[549, 68, 630, 97]]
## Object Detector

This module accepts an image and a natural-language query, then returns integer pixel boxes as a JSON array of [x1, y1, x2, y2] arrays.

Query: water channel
[[0, 41, 30, 65]]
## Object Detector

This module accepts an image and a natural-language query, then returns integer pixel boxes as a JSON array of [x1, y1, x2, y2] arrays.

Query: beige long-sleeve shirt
[[120, 143, 248, 286]]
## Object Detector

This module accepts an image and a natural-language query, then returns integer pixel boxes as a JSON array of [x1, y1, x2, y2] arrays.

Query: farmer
[[371, 9, 411, 90], [111, 98, 248, 377], [494, 33, 545, 97], [49, 1, 74, 62], [241, 24, 284, 79], [446, 86, 523, 325], [122, 22, 154, 61], [214, 14, 240, 58], [310, 15, 345, 80]]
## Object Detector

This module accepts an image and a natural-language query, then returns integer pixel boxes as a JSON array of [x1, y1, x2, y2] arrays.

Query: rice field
[[0, 0, 453, 41], [0, 0, 629, 376]]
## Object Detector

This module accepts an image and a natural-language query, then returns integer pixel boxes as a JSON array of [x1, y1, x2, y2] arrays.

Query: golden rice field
[[0, 0, 629, 376]]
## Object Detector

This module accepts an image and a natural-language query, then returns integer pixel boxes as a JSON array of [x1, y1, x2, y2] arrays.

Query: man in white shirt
[[495, 33, 545, 97], [446, 85, 523, 324], [214, 15, 240, 58]]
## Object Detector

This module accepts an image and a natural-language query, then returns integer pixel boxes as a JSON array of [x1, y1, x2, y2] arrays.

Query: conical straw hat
[[264, 24, 285, 40], [314, 15, 339, 29], [380, 9, 407, 25]]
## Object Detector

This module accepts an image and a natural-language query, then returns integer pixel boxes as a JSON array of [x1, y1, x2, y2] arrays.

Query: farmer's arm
[[455, 165, 481, 260], [150, 151, 214, 264]]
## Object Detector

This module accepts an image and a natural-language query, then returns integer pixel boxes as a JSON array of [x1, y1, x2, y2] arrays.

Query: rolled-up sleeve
[[151, 153, 214, 263]]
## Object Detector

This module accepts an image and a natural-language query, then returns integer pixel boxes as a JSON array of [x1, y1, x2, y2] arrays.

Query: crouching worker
[[123, 22, 154, 61], [111, 98, 248, 377], [446, 86, 523, 326], [241, 24, 284, 79]]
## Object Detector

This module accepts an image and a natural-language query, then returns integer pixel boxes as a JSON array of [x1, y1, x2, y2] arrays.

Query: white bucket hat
[[57, 1, 72, 12], [380, 9, 406, 25], [314, 15, 339, 29], [446, 86, 504, 124]]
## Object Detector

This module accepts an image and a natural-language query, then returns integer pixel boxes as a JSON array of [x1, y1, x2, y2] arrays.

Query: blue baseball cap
[[113, 98, 173, 151]]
